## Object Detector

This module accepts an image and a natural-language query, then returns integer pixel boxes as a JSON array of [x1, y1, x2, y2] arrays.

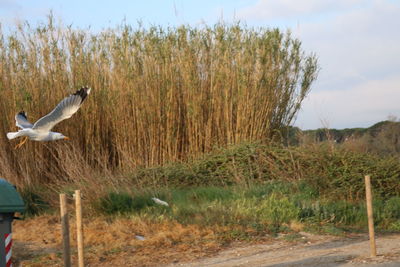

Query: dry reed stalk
[[0, 16, 318, 189]]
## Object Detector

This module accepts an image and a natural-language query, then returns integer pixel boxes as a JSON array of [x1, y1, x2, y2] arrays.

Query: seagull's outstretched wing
[[32, 87, 91, 132], [15, 111, 33, 129]]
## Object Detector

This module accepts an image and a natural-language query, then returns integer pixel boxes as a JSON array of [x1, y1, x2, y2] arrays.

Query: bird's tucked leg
[[14, 136, 28, 149]]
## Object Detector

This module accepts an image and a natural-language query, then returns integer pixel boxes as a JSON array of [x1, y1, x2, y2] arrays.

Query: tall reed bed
[[0, 16, 318, 187]]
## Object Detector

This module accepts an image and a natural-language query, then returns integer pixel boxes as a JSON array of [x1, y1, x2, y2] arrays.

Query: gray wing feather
[[32, 87, 91, 132], [15, 111, 33, 129]]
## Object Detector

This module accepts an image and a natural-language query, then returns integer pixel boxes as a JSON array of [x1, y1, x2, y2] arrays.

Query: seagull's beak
[[64, 136, 70, 140]]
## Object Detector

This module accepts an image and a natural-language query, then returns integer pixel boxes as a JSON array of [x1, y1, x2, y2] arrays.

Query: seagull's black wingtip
[[73, 86, 92, 103], [17, 111, 28, 119]]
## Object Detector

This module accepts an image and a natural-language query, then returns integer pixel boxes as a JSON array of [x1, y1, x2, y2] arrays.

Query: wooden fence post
[[365, 175, 377, 257], [60, 193, 71, 267], [75, 190, 84, 267]]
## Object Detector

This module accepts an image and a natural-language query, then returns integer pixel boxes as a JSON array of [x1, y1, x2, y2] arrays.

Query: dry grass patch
[[12, 215, 232, 266]]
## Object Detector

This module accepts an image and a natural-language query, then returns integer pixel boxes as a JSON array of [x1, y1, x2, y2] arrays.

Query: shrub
[[20, 187, 51, 216], [256, 193, 299, 230], [98, 192, 155, 214]]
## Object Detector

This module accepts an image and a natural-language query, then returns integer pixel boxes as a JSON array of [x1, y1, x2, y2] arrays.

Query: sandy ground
[[168, 233, 400, 267], [10, 216, 400, 267]]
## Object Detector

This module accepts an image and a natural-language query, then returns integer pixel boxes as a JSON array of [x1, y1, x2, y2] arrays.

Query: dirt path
[[168, 233, 400, 267], [11, 216, 400, 266]]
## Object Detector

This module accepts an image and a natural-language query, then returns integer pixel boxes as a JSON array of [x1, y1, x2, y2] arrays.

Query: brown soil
[[168, 232, 400, 267], [10, 216, 400, 267]]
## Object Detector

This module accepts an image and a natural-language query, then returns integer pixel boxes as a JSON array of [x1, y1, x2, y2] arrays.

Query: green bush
[[98, 192, 155, 214], [257, 193, 299, 230], [383, 197, 400, 219], [20, 188, 51, 216], [129, 143, 400, 201]]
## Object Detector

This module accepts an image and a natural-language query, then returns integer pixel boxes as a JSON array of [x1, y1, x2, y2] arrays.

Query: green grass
[[90, 179, 400, 235], [98, 192, 156, 214], [17, 142, 400, 237], [20, 187, 51, 216]]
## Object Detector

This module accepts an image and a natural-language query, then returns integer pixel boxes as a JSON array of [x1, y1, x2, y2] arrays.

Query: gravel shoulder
[[168, 233, 400, 267]]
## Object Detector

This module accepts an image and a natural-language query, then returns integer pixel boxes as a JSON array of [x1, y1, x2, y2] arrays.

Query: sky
[[1, 0, 399, 130]]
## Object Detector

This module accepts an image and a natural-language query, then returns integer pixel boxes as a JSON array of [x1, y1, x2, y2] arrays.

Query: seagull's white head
[[51, 132, 70, 141]]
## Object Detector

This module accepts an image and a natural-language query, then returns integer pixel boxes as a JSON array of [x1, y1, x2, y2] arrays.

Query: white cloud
[[0, 0, 51, 29], [299, 4, 400, 91], [238, 0, 400, 129], [237, 0, 363, 21], [297, 75, 400, 129]]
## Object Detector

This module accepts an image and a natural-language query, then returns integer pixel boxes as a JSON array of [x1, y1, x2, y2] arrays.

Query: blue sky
[[1, 0, 399, 129]]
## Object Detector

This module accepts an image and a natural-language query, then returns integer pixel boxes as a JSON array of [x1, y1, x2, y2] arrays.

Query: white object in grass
[[152, 197, 169, 206]]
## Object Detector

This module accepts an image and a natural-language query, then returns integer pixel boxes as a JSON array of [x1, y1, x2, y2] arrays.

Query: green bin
[[0, 179, 25, 267]]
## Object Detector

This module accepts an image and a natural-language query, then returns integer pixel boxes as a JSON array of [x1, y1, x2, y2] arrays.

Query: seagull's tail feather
[[7, 132, 20, 140]]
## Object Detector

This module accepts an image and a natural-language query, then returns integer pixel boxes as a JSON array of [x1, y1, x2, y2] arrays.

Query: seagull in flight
[[7, 86, 91, 149]]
